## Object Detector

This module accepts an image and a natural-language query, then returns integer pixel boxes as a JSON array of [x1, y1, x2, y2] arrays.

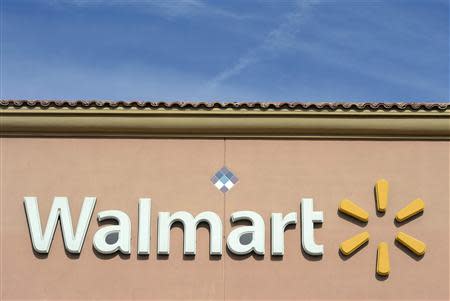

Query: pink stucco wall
[[1, 138, 449, 300]]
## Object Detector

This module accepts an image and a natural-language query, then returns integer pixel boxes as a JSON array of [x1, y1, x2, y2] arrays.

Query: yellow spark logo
[[338, 179, 426, 277]]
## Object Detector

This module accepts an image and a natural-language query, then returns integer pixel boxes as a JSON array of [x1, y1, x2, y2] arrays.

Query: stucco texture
[[1, 138, 449, 300]]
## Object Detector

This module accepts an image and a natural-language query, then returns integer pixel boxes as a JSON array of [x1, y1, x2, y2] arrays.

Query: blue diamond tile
[[230, 175, 238, 184], [220, 175, 229, 184], [211, 167, 238, 192]]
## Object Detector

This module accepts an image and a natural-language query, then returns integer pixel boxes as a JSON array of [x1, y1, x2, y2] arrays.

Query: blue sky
[[1, 0, 449, 102]]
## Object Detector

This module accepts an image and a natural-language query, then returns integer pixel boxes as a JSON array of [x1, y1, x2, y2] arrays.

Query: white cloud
[[2, 57, 267, 101], [46, 0, 254, 20], [206, 0, 319, 89]]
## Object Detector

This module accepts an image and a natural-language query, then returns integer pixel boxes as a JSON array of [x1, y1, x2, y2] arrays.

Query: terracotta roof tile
[[0, 100, 449, 111]]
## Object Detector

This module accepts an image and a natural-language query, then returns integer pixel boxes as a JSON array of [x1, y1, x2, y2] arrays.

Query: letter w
[[24, 197, 96, 254]]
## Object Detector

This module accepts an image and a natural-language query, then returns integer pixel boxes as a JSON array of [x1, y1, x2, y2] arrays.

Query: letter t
[[301, 198, 324, 256]]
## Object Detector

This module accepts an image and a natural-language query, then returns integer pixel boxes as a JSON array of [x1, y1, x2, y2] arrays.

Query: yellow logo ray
[[376, 242, 390, 276], [375, 179, 389, 213], [338, 199, 369, 222], [396, 231, 426, 256], [395, 198, 425, 222], [339, 231, 370, 255]]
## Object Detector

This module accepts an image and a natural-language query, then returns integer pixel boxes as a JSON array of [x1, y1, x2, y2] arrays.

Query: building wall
[[1, 138, 449, 300]]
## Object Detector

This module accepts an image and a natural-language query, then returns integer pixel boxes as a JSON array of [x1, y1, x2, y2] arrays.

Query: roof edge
[[1, 100, 449, 139], [1, 100, 449, 112]]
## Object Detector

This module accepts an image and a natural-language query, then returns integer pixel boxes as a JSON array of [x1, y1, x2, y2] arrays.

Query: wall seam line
[[223, 138, 226, 301]]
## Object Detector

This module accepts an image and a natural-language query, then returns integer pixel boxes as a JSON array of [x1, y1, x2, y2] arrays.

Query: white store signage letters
[[23, 197, 324, 256]]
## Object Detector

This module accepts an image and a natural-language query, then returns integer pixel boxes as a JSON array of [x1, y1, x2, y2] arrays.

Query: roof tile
[[0, 100, 448, 111]]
